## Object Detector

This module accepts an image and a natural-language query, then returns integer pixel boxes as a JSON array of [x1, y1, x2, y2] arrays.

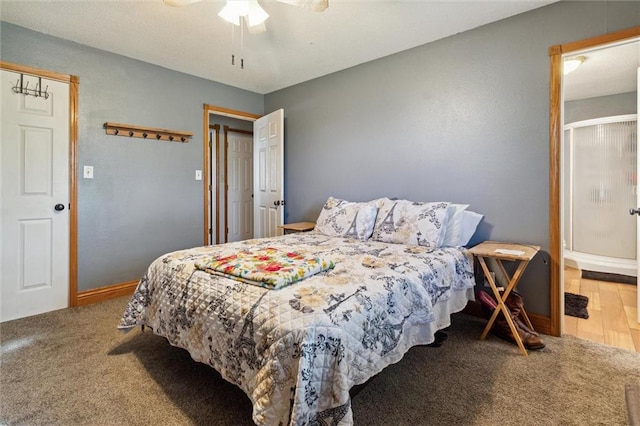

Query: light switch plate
[[195, 170, 202, 181], [83, 166, 94, 179]]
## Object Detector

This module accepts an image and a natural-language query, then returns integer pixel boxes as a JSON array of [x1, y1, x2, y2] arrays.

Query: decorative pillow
[[314, 197, 379, 241], [371, 198, 450, 248], [441, 203, 470, 247]]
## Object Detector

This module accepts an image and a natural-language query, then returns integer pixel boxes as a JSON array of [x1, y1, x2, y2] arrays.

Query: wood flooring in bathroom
[[564, 266, 639, 352]]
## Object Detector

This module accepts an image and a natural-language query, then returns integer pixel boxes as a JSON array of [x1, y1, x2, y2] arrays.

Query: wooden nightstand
[[278, 222, 315, 234], [469, 241, 540, 356]]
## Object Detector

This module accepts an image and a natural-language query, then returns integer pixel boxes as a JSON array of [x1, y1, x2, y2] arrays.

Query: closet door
[[1, 70, 70, 322], [227, 130, 253, 242]]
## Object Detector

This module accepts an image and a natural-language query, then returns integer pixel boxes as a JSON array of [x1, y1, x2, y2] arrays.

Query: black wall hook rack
[[12, 74, 49, 99]]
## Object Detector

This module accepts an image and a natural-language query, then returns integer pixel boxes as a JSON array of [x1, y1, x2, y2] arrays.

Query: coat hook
[[103, 122, 191, 143], [10, 75, 50, 99]]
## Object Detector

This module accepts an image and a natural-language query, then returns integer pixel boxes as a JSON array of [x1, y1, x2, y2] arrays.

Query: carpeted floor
[[1, 296, 639, 425]]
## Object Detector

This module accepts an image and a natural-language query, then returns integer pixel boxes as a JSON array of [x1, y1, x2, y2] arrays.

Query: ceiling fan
[[163, 0, 328, 69], [163, 0, 329, 29]]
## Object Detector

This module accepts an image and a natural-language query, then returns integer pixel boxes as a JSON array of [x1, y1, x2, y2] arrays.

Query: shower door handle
[[630, 208, 640, 216]]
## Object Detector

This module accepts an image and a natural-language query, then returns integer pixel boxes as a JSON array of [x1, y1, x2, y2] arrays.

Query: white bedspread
[[119, 232, 475, 425]]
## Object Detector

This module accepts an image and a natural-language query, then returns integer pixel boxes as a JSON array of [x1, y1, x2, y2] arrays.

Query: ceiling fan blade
[[247, 22, 267, 35], [162, 0, 201, 7], [276, 0, 328, 12]]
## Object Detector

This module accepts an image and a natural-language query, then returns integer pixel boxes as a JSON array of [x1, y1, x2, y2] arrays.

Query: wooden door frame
[[202, 104, 260, 245], [0, 61, 80, 307], [222, 126, 254, 243], [548, 26, 640, 337]]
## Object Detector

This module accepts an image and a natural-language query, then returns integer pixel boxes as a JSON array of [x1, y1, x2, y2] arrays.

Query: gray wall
[[0, 22, 264, 291], [565, 92, 637, 124], [265, 1, 640, 316], [2, 1, 638, 314]]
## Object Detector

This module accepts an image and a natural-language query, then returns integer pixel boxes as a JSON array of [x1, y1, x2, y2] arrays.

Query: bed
[[118, 197, 480, 425]]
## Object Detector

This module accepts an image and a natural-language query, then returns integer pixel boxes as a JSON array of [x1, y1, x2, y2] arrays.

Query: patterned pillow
[[371, 198, 450, 248], [315, 197, 379, 241]]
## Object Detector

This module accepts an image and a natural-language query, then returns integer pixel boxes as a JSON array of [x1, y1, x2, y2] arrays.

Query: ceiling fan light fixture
[[564, 56, 586, 75], [219, 0, 269, 27]]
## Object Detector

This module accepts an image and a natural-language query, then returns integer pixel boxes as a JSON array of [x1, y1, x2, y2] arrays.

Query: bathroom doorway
[[560, 37, 639, 351]]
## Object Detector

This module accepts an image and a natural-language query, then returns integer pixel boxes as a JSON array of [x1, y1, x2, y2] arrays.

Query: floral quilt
[[194, 247, 335, 289], [118, 232, 475, 425]]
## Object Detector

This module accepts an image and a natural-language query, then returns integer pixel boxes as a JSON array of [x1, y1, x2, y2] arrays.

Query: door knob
[[630, 208, 640, 216], [281, 200, 286, 206], [274, 200, 281, 206], [54, 203, 65, 211]]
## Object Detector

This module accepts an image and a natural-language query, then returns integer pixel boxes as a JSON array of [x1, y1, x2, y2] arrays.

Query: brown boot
[[492, 313, 545, 350], [479, 290, 545, 350], [504, 291, 540, 337]]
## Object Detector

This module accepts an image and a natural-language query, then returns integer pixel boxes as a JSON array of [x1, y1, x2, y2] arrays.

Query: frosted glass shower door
[[571, 116, 637, 260]]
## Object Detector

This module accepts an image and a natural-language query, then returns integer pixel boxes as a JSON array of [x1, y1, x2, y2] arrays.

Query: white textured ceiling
[[564, 40, 640, 102], [0, 0, 558, 94]]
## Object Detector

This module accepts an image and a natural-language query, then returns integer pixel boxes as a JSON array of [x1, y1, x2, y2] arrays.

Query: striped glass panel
[[572, 119, 636, 259]]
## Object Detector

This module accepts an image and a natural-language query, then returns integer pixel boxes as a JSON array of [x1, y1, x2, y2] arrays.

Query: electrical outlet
[[83, 166, 94, 179]]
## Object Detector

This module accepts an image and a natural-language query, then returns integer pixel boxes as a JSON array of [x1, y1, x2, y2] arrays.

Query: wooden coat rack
[[103, 122, 193, 143]]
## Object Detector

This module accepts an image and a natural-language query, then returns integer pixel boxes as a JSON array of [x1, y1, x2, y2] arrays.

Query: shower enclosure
[[564, 114, 637, 277]]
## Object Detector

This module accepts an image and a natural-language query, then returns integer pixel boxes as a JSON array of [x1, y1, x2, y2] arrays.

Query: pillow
[[441, 203, 470, 247], [314, 197, 379, 241], [370, 198, 450, 248], [459, 210, 483, 246]]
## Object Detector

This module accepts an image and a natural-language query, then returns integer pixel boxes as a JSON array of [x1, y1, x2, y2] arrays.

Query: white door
[[636, 66, 640, 323], [1, 70, 70, 322], [227, 131, 253, 242], [253, 109, 284, 238], [209, 128, 215, 245]]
